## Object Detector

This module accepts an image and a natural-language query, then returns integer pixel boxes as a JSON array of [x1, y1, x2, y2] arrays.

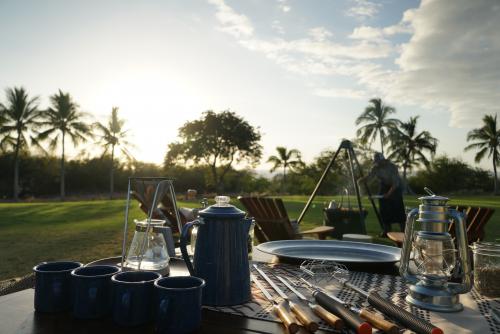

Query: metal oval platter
[[256, 240, 401, 264]]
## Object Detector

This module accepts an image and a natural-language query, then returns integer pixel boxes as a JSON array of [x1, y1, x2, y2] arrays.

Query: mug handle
[[179, 220, 203, 275]]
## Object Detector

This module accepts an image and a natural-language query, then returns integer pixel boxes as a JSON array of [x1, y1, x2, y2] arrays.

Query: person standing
[[358, 152, 406, 237]]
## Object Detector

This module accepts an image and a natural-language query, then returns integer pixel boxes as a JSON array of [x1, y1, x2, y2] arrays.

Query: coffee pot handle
[[180, 220, 203, 276]]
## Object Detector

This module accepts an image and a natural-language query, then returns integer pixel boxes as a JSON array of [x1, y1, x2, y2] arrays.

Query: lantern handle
[[447, 209, 472, 294], [399, 208, 419, 284], [423, 187, 435, 196]]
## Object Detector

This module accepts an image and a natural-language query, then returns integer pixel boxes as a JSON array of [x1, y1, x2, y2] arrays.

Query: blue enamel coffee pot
[[179, 196, 252, 306]]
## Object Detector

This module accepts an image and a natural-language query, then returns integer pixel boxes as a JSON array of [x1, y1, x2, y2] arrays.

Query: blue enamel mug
[[111, 270, 161, 326], [154, 276, 205, 333], [71, 265, 120, 319], [33, 261, 82, 313]]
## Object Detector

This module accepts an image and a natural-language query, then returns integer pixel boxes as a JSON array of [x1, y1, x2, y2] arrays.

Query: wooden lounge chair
[[132, 191, 194, 233], [238, 196, 334, 243], [387, 205, 495, 247]]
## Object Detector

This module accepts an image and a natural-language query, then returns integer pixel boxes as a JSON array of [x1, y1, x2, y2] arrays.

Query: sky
[[0, 0, 499, 173]]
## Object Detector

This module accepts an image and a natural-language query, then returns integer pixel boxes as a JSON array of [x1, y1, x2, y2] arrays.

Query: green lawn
[[0, 195, 498, 280]]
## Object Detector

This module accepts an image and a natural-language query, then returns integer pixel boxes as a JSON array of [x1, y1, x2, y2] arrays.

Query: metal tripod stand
[[297, 140, 383, 233]]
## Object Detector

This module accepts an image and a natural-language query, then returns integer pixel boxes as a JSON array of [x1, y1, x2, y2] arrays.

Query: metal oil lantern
[[399, 188, 472, 312]]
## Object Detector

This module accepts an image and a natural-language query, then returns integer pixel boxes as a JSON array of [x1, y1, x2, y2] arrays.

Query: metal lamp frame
[[400, 207, 472, 312]]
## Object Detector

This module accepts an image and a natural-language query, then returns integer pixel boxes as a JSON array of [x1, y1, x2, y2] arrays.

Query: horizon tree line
[[1, 86, 498, 199], [0, 86, 132, 200], [354, 98, 498, 194], [268, 98, 499, 195]]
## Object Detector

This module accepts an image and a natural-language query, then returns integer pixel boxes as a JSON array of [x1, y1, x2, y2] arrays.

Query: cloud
[[271, 20, 285, 35], [349, 26, 384, 40], [345, 0, 381, 20], [384, 9, 415, 35], [208, 0, 394, 97], [385, 0, 500, 127], [277, 0, 291, 13], [313, 87, 367, 99], [239, 36, 393, 62], [349, 13, 414, 41], [208, 0, 254, 38], [208, 0, 500, 127], [309, 27, 333, 42], [208, 1, 393, 68], [346, 1, 500, 127]]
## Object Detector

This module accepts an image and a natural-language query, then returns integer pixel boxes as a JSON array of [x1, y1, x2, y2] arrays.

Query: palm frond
[[92, 107, 133, 162], [473, 147, 489, 163], [267, 155, 282, 172], [464, 113, 499, 165]]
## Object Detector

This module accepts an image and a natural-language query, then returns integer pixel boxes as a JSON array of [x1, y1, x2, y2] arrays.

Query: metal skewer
[[276, 275, 344, 330], [300, 259, 444, 334], [293, 270, 397, 333], [251, 274, 299, 334], [298, 277, 372, 334], [254, 265, 319, 332], [313, 288, 399, 334]]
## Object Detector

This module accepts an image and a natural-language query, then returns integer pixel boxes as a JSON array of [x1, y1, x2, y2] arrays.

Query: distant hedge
[[0, 153, 494, 199], [408, 156, 493, 194], [0, 153, 271, 199]]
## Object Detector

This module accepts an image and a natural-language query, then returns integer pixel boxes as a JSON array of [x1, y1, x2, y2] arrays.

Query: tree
[[0, 108, 16, 152], [267, 146, 303, 193], [387, 116, 438, 184], [355, 98, 400, 155], [165, 110, 262, 192], [38, 90, 92, 199], [94, 107, 133, 199], [408, 155, 493, 194], [0, 87, 43, 200], [465, 114, 500, 194]]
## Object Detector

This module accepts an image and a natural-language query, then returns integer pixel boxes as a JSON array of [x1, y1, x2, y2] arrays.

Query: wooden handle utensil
[[274, 301, 300, 334], [310, 303, 344, 330], [252, 274, 299, 334], [359, 309, 399, 334], [289, 301, 319, 332], [254, 265, 319, 332]]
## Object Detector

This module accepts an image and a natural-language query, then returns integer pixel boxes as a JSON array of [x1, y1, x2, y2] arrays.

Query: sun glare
[[92, 70, 205, 164]]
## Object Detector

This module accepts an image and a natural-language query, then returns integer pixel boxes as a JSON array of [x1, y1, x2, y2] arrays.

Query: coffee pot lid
[[199, 196, 246, 218]]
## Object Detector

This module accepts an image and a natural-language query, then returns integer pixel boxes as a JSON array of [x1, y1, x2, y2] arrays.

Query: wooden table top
[[0, 256, 338, 334], [1, 289, 328, 334]]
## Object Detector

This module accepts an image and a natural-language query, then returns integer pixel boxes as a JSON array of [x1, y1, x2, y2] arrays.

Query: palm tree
[[267, 146, 303, 192], [94, 107, 133, 199], [0, 108, 16, 152], [465, 114, 500, 194], [38, 90, 92, 199], [0, 87, 43, 200], [387, 116, 438, 183], [355, 98, 400, 155]]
